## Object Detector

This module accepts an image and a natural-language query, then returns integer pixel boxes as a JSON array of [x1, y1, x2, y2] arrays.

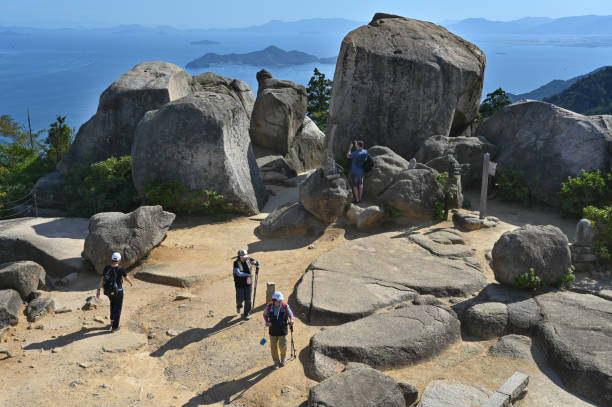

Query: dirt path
[[0, 187, 594, 407]]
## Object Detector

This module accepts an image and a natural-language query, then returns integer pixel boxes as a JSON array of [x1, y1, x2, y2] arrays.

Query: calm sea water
[[1, 29, 611, 132]]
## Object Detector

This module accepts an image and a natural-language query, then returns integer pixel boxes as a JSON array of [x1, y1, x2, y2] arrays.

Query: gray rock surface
[[286, 116, 325, 173], [475, 100, 612, 205], [424, 229, 464, 245], [58, 62, 191, 174], [345, 204, 384, 229], [378, 168, 440, 218], [256, 155, 297, 184], [0, 289, 22, 328], [135, 264, 204, 288], [33, 172, 70, 210], [191, 72, 254, 119], [491, 224, 571, 286], [308, 364, 418, 407], [296, 231, 486, 324], [0, 217, 88, 277], [452, 211, 499, 230], [362, 146, 410, 199], [415, 135, 496, 186], [574, 218, 595, 246], [255, 202, 325, 238], [465, 302, 509, 339], [325, 14, 485, 160], [417, 379, 490, 407], [83, 206, 175, 274], [489, 334, 532, 360], [310, 304, 460, 371], [0, 261, 46, 300], [25, 297, 55, 322], [535, 291, 612, 406], [249, 69, 307, 155], [82, 295, 105, 310], [132, 91, 267, 214], [299, 167, 350, 223]]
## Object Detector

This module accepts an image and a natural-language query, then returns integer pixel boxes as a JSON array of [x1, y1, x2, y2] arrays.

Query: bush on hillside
[[583, 205, 612, 261], [559, 169, 612, 217]]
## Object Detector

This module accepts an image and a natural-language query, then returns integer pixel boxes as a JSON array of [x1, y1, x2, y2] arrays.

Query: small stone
[[51, 348, 60, 353], [308, 245, 315, 250], [93, 316, 105, 324], [175, 293, 194, 301], [99, 384, 112, 390], [55, 307, 72, 314], [148, 333, 156, 339], [207, 310, 214, 317], [79, 362, 93, 368], [29, 364, 35, 368], [34, 324, 44, 330], [147, 393, 155, 400], [178, 304, 187, 309], [69, 379, 85, 388], [166, 330, 177, 337]]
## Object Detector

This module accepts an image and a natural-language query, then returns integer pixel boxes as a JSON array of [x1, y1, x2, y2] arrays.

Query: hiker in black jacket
[[233, 249, 259, 320], [96, 252, 133, 332]]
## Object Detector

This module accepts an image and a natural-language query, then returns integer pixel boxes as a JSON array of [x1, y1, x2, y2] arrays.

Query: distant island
[[190, 39, 220, 45], [186, 45, 337, 68]]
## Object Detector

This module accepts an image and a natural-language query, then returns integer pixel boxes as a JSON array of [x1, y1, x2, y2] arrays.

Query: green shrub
[[143, 178, 238, 215], [583, 205, 612, 260], [433, 171, 459, 220], [385, 203, 400, 218], [64, 156, 140, 217], [557, 265, 576, 289], [515, 268, 543, 291], [496, 169, 533, 205], [433, 201, 445, 220], [559, 170, 612, 217]]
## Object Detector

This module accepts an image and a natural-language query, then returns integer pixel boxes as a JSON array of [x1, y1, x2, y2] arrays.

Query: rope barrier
[[0, 189, 33, 205], [0, 204, 33, 220], [0, 196, 34, 212]]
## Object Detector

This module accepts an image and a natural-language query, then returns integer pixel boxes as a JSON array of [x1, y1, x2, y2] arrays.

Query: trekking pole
[[260, 323, 267, 345], [290, 324, 296, 360], [252, 266, 259, 310]]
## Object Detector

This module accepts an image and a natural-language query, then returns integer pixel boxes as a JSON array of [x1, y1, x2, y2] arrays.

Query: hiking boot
[[236, 305, 241, 314], [243, 314, 251, 320], [111, 327, 120, 333], [280, 358, 286, 367], [273, 361, 280, 369]]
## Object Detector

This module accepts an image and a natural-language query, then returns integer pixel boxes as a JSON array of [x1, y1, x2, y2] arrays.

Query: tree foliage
[[306, 68, 333, 131], [544, 66, 612, 115], [479, 88, 511, 118], [45, 115, 74, 164]]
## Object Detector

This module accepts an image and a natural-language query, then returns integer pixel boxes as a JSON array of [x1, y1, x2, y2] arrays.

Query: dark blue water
[[1, 29, 611, 132]]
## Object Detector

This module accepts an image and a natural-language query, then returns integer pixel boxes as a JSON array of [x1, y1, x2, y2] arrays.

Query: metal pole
[[480, 153, 490, 219], [33, 191, 38, 218]]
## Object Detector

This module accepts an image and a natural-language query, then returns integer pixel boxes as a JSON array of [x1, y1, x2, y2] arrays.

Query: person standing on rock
[[96, 252, 133, 332], [233, 249, 260, 320], [263, 291, 295, 369], [347, 140, 367, 203]]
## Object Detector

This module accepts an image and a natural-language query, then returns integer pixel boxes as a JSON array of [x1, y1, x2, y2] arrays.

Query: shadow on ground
[[182, 365, 274, 406], [24, 326, 110, 350]]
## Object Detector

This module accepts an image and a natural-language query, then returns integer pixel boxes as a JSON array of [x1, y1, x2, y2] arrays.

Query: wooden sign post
[[480, 153, 490, 219]]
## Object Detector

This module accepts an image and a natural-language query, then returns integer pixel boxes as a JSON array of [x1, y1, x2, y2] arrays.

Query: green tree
[[0, 115, 28, 147], [45, 115, 74, 164], [479, 88, 511, 118], [306, 68, 333, 131]]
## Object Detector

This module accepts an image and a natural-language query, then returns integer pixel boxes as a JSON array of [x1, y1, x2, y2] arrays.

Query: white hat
[[272, 291, 283, 301], [111, 252, 121, 262], [238, 249, 248, 257]]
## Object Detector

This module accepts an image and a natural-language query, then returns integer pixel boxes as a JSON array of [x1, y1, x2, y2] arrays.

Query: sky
[[1, 0, 612, 29]]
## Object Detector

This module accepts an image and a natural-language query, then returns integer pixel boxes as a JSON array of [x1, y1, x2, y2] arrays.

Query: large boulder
[[535, 291, 612, 406], [325, 14, 486, 160], [286, 116, 325, 173], [0, 261, 46, 300], [58, 62, 192, 174], [0, 289, 22, 329], [362, 146, 410, 199], [0, 217, 88, 277], [417, 380, 490, 407], [309, 304, 461, 372], [83, 206, 175, 274], [191, 72, 254, 119], [33, 172, 70, 210], [415, 135, 496, 186], [256, 202, 325, 238], [131, 92, 268, 214], [308, 364, 418, 407], [25, 297, 55, 322], [475, 100, 612, 204], [299, 167, 350, 223], [249, 69, 308, 155], [465, 302, 509, 339], [491, 224, 571, 286], [379, 168, 440, 218]]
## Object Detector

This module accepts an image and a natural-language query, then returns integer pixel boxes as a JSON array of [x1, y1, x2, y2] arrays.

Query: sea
[[1, 28, 612, 132]]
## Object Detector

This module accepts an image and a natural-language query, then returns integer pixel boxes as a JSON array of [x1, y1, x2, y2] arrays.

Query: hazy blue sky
[[1, 0, 612, 28]]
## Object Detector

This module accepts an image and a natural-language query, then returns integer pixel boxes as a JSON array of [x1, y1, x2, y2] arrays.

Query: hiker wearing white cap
[[96, 252, 133, 332], [233, 249, 260, 320], [263, 291, 294, 368]]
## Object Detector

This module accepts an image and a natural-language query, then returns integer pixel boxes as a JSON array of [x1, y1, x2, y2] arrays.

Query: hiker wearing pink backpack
[[263, 291, 295, 369]]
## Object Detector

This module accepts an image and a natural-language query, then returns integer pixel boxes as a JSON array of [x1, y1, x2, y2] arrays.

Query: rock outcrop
[[255, 202, 325, 238], [0, 261, 46, 300], [286, 116, 325, 173], [58, 62, 192, 174], [475, 100, 612, 204], [25, 297, 55, 322], [417, 380, 490, 407], [491, 224, 571, 286], [131, 91, 268, 214], [83, 206, 175, 274], [299, 167, 350, 223], [0, 289, 22, 329], [191, 72, 254, 119], [325, 14, 486, 159], [249, 69, 308, 155]]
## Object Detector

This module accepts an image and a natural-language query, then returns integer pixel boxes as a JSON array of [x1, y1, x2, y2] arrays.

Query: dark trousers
[[235, 285, 252, 316], [109, 290, 124, 330]]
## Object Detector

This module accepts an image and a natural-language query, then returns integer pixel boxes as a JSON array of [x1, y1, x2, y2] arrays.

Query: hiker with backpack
[[346, 140, 369, 203], [96, 252, 133, 332], [263, 291, 295, 369], [233, 249, 260, 320]]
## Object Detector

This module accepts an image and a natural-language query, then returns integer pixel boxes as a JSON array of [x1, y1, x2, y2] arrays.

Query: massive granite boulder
[[308, 364, 418, 407], [191, 72, 255, 119], [131, 91, 268, 214], [415, 135, 496, 186], [33, 172, 70, 209], [286, 116, 325, 173], [83, 206, 175, 274], [475, 100, 612, 204], [299, 167, 350, 223], [255, 202, 325, 238], [491, 224, 571, 286], [362, 146, 410, 199], [58, 62, 191, 174], [0, 289, 22, 329], [325, 14, 485, 160], [0, 261, 46, 300], [249, 69, 308, 155]]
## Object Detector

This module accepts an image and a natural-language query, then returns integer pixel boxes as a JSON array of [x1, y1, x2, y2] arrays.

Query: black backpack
[[102, 266, 119, 296], [363, 154, 374, 173]]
